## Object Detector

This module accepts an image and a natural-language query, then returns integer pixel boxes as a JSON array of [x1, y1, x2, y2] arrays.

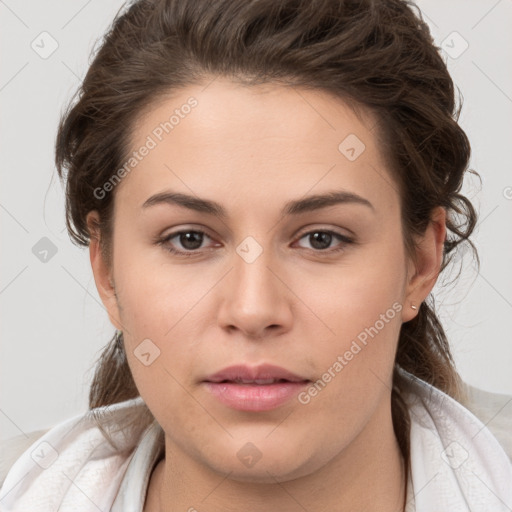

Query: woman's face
[[89, 78, 442, 483]]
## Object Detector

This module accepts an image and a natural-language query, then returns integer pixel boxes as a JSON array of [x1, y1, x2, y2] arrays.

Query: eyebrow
[[141, 189, 375, 217]]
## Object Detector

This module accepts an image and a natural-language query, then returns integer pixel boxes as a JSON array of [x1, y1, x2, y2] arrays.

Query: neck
[[146, 396, 406, 512]]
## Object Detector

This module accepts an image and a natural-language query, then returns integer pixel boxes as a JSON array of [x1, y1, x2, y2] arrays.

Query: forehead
[[131, 78, 377, 153], [114, 78, 397, 215]]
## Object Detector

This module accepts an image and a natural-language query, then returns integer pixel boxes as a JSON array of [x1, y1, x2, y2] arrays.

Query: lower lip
[[203, 381, 310, 411]]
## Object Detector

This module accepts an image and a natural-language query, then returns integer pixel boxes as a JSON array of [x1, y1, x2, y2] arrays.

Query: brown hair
[[55, 0, 479, 468]]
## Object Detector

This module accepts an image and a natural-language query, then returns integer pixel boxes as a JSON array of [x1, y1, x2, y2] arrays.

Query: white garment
[[1, 372, 511, 511]]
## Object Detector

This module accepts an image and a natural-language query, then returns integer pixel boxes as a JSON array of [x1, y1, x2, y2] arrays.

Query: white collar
[[111, 419, 164, 512], [403, 371, 512, 510]]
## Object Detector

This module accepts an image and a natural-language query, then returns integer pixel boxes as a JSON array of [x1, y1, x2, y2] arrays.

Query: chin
[[217, 463, 308, 485], [201, 446, 318, 484]]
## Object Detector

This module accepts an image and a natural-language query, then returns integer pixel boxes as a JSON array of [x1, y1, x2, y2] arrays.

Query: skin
[[87, 78, 446, 512]]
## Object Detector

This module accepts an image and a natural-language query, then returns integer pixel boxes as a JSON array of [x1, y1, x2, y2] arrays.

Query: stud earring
[[411, 303, 418, 310]]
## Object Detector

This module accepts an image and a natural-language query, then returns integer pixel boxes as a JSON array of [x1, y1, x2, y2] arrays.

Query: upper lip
[[204, 364, 310, 383]]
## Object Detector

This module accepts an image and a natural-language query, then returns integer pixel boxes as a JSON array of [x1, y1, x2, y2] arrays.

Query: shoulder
[[402, 371, 512, 509], [0, 397, 151, 511], [459, 381, 512, 460], [0, 430, 49, 487], [402, 372, 512, 459], [406, 374, 512, 455]]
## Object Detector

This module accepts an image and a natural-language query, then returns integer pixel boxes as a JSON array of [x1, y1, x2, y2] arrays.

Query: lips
[[203, 364, 310, 384], [202, 364, 311, 411]]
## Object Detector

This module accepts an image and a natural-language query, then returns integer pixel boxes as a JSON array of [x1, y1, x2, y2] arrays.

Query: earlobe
[[402, 206, 446, 322], [86, 211, 123, 330]]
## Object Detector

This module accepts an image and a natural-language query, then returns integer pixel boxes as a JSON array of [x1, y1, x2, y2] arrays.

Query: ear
[[86, 210, 123, 331], [402, 206, 446, 323]]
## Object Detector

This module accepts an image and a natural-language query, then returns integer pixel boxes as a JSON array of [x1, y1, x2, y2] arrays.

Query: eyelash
[[156, 228, 355, 258]]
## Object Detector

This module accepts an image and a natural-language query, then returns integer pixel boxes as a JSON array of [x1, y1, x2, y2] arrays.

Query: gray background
[[1, 0, 511, 440]]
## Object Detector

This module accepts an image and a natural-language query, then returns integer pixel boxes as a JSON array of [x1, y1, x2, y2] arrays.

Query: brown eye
[[308, 232, 333, 250], [174, 231, 205, 250], [158, 229, 216, 256], [296, 230, 353, 252]]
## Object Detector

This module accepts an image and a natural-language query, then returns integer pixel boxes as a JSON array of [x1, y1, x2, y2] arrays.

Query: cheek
[[297, 242, 406, 391], [112, 233, 208, 331], [303, 242, 405, 338]]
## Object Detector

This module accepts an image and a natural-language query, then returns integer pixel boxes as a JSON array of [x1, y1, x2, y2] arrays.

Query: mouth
[[202, 364, 311, 411], [204, 363, 309, 383], [208, 378, 308, 384]]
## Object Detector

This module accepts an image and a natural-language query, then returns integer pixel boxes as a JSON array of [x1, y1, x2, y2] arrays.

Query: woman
[[1, 0, 511, 510]]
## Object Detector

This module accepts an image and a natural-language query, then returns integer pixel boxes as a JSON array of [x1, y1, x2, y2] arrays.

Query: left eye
[[295, 230, 353, 251]]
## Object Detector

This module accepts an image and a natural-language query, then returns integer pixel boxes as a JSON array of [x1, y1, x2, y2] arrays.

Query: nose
[[216, 246, 293, 340]]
